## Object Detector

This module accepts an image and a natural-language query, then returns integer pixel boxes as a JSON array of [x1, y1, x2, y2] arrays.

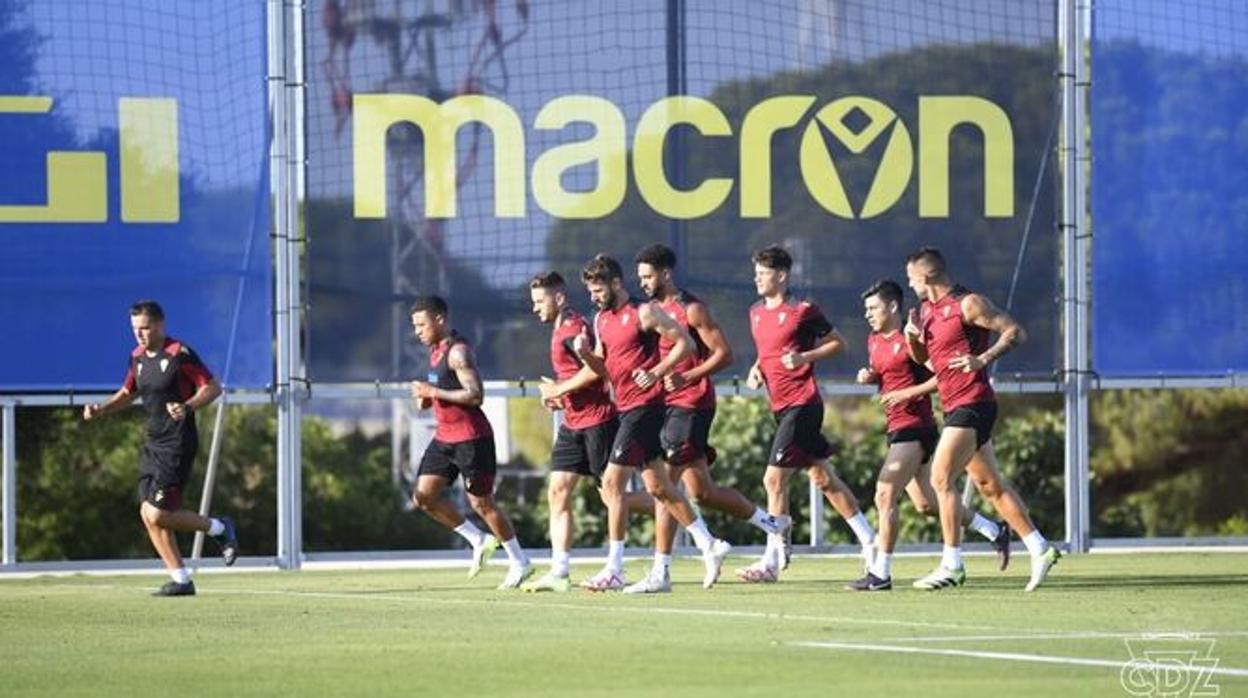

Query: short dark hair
[[582, 254, 623, 284], [634, 243, 676, 270], [752, 245, 792, 271], [409, 295, 448, 317], [529, 271, 565, 291], [861, 279, 904, 306], [906, 246, 946, 275], [130, 300, 164, 320]]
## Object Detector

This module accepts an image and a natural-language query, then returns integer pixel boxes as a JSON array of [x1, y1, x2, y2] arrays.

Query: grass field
[[2, 552, 1246, 697]]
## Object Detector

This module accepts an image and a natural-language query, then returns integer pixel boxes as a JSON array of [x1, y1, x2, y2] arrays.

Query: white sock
[[1022, 530, 1048, 558], [207, 518, 225, 537], [607, 540, 625, 573], [763, 533, 782, 569], [685, 517, 714, 552], [747, 507, 775, 532], [170, 567, 191, 584], [653, 553, 672, 575], [942, 545, 964, 570], [502, 537, 527, 565], [551, 550, 570, 577], [969, 513, 1001, 541], [453, 521, 486, 548], [871, 552, 893, 579], [847, 512, 876, 547]]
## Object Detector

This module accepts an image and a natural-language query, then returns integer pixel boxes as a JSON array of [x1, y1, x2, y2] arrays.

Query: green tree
[[1091, 389, 1248, 537]]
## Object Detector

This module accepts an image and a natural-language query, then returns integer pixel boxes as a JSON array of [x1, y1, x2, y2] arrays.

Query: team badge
[[943, 306, 952, 319], [159, 358, 170, 373], [893, 342, 902, 355], [778, 312, 787, 324]]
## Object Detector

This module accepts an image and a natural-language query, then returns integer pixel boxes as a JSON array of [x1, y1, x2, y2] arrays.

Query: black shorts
[[943, 401, 998, 449], [610, 404, 665, 468], [661, 406, 717, 466], [887, 426, 939, 464], [137, 440, 197, 511], [550, 418, 619, 481], [418, 436, 497, 496], [769, 402, 835, 469]]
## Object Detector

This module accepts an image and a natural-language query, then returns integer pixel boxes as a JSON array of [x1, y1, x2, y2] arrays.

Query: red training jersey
[[867, 329, 936, 431], [658, 289, 716, 411], [919, 286, 996, 411], [549, 308, 616, 430], [594, 298, 664, 412], [427, 332, 493, 443], [750, 296, 834, 412]]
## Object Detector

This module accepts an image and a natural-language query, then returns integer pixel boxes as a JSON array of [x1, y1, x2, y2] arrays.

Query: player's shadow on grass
[[1031, 573, 1248, 590], [950, 573, 1248, 591]]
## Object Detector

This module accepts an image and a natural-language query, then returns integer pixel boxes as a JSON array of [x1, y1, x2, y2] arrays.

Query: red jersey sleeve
[[178, 345, 215, 387], [122, 359, 137, 392]]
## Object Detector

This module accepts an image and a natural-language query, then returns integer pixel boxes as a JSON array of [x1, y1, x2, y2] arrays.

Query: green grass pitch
[[2, 552, 1245, 696]]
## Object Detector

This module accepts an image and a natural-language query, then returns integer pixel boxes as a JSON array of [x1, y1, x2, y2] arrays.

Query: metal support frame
[[1060, 0, 1092, 553], [665, 0, 688, 275], [270, 0, 306, 570], [2, 403, 16, 566], [190, 398, 229, 561]]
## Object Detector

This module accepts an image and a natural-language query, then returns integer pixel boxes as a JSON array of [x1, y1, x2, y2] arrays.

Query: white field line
[[875, 630, 1248, 643], [792, 640, 1248, 679]]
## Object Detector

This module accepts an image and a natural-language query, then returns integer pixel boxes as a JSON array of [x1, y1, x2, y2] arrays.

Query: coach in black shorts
[[83, 301, 238, 597]]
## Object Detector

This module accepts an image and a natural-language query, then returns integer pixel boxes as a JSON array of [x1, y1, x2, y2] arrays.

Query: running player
[[903, 248, 1060, 591], [82, 300, 238, 597], [737, 246, 876, 583], [624, 244, 791, 594], [408, 296, 532, 589], [523, 271, 653, 592], [575, 254, 732, 591], [845, 279, 1010, 591]]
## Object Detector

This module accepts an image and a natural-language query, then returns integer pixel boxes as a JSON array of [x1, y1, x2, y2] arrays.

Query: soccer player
[[524, 271, 654, 592], [82, 300, 238, 597], [574, 254, 732, 591], [903, 247, 1061, 591], [737, 246, 877, 584], [846, 280, 1010, 592], [407, 296, 532, 589], [625, 244, 791, 594]]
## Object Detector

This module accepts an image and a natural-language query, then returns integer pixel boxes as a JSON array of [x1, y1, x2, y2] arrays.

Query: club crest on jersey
[[136, 363, 143, 376], [159, 358, 169, 373], [778, 312, 787, 324], [752, 314, 760, 325], [893, 342, 902, 355], [942, 306, 952, 319], [621, 313, 630, 325]]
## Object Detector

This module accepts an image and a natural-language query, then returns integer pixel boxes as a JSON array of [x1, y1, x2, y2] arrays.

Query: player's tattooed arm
[[667, 301, 733, 391], [950, 294, 1027, 373], [422, 344, 485, 406]]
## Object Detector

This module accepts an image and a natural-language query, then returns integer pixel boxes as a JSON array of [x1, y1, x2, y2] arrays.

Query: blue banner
[[1092, 1, 1248, 376], [305, 0, 1058, 382], [0, 2, 271, 390]]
